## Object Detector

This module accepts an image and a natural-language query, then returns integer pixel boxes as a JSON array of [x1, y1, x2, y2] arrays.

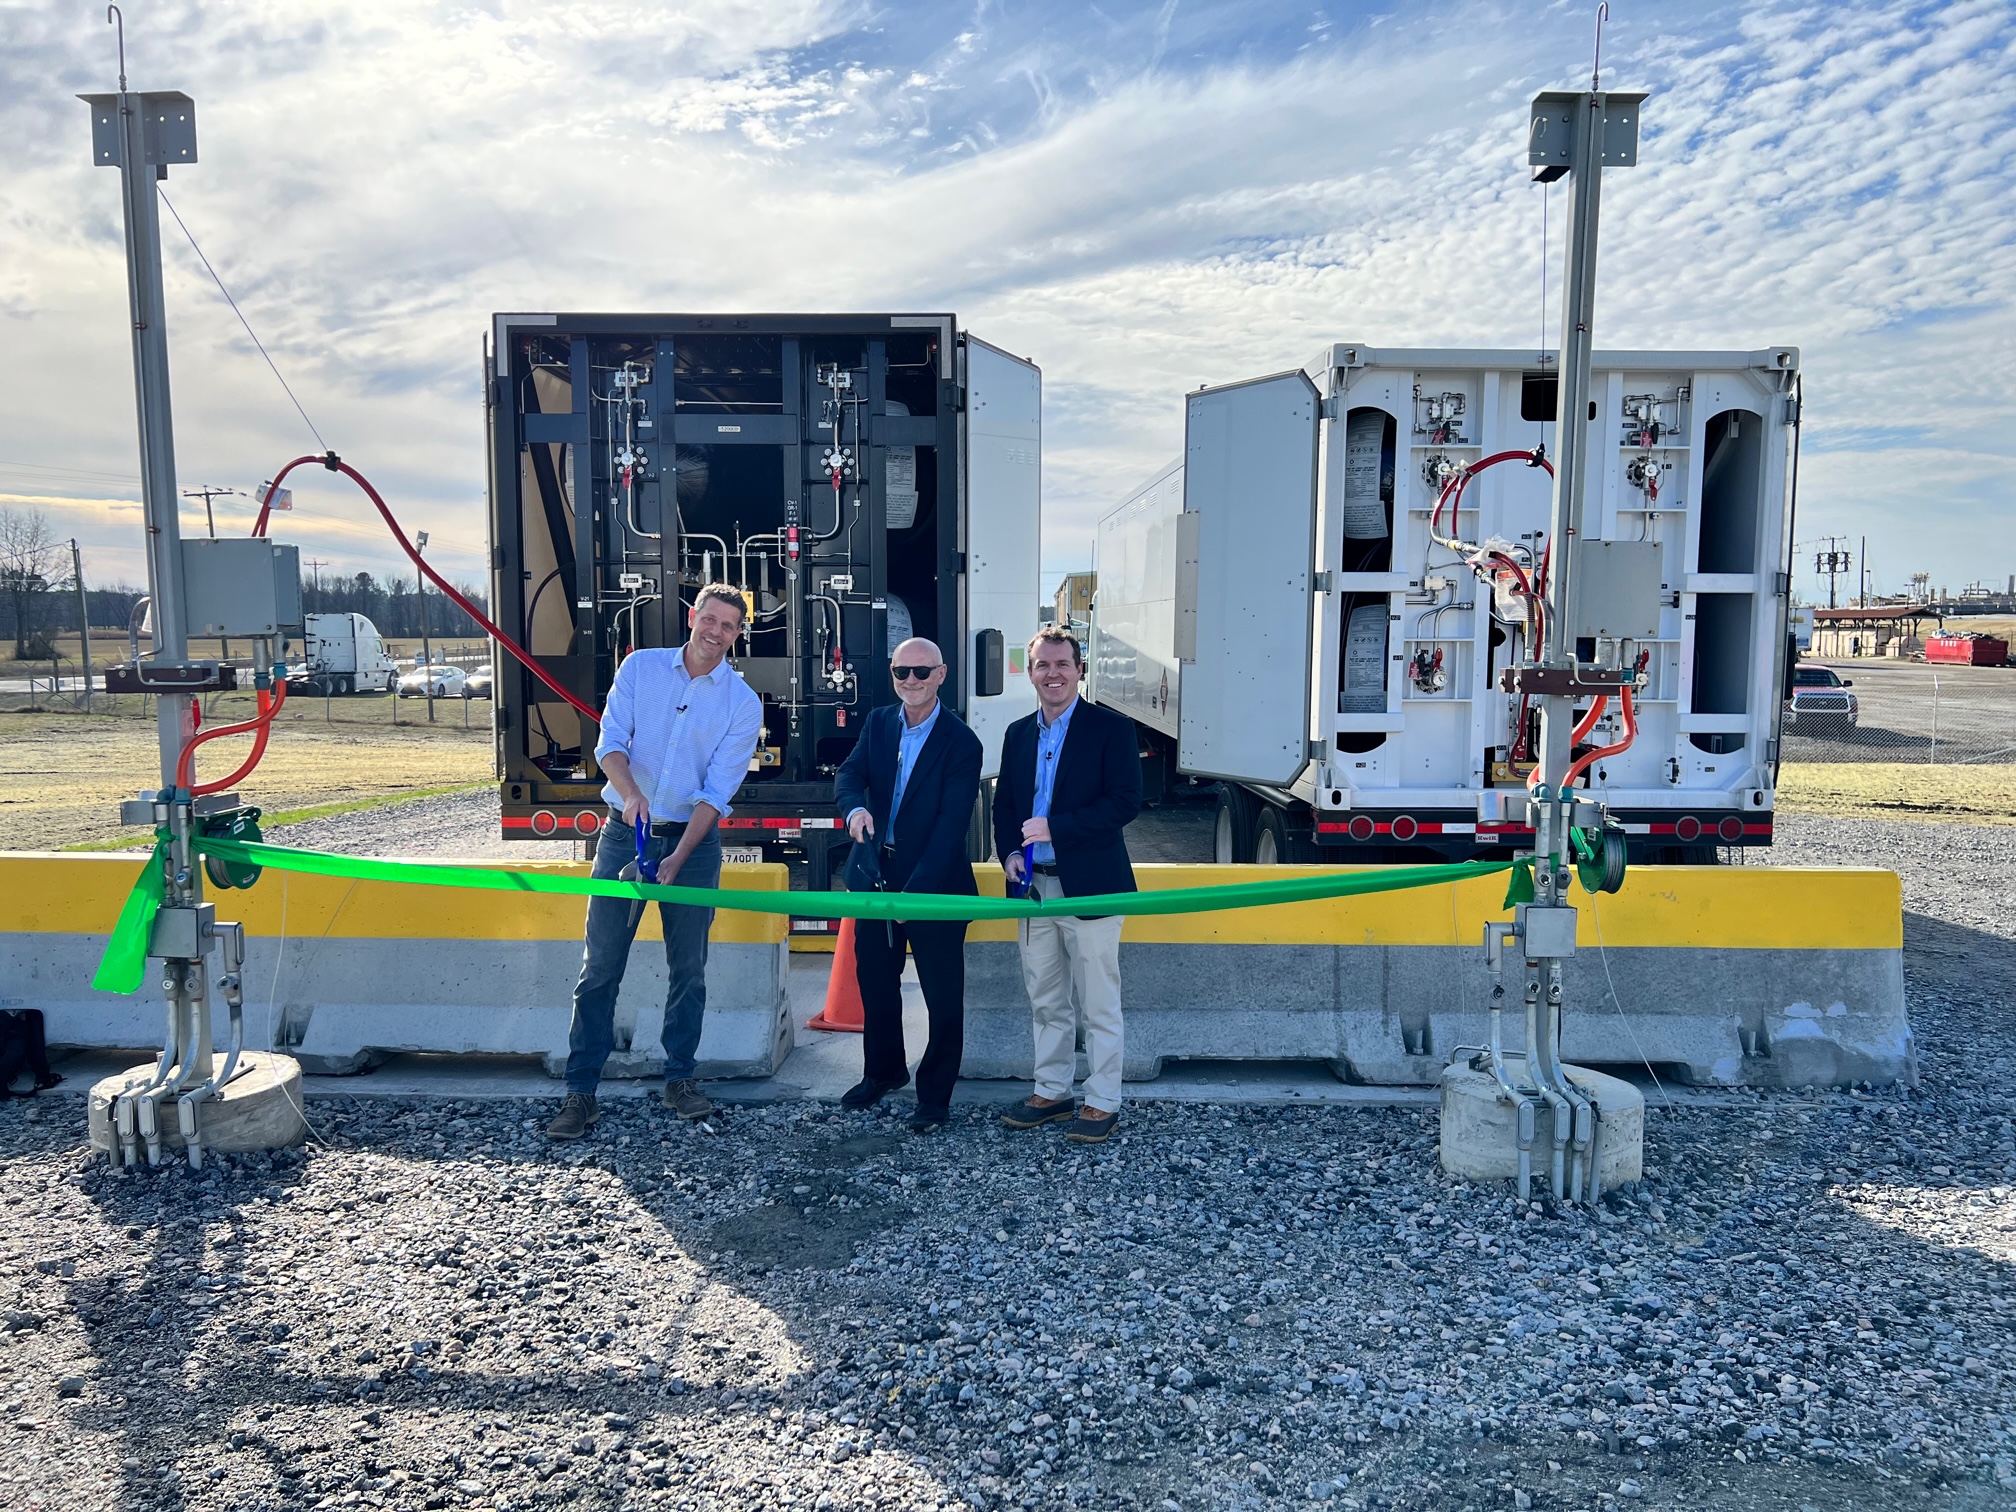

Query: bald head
[[890, 636, 946, 721]]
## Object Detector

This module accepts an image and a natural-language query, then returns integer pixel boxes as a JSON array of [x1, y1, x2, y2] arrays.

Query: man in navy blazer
[[834, 637, 984, 1131], [991, 625, 1142, 1142]]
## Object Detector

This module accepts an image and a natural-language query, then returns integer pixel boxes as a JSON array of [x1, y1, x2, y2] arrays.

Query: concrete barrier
[[956, 864, 1914, 1090], [0, 854, 1911, 1090], [0, 854, 793, 1080]]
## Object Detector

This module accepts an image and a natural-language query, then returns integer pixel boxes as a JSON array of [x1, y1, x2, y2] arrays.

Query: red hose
[[175, 679, 287, 795], [255, 454, 600, 724]]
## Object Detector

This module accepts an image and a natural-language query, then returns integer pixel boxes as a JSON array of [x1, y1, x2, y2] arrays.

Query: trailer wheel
[[337, 675, 353, 696], [1253, 805, 1293, 866], [1213, 784, 1256, 865]]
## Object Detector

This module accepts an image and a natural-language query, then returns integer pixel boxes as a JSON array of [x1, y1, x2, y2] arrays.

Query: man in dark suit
[[834, 636, 984, 1132], [991, 625, 1142, 1143]]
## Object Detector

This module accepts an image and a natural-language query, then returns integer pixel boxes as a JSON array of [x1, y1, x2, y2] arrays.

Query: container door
[[963, 336, 1043, 779], [1176, 369, 1320, 786]]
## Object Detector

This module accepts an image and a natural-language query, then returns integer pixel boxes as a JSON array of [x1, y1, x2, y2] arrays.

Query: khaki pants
[[1019, 872, 1126, 1110]]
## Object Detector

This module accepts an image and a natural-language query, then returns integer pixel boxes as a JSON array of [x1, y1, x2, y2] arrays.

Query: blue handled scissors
[[1007, 842, 1036, 899], [633, 816, 659, 884]]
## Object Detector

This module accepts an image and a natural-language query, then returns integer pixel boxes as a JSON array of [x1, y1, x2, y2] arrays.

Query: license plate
[[721, 846, 765, 865]]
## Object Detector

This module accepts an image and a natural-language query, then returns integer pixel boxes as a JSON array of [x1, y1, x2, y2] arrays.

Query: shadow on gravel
[[1905, 912, 2016, 1001], [12, 1087, 2010, 1512]]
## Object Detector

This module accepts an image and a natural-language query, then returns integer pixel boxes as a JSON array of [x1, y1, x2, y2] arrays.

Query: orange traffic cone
[[807, 916, 865, 1032]]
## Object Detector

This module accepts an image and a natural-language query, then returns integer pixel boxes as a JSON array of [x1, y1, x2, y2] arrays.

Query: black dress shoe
[[840, 1076, 909, 1110], [909, 1107, 949, 1133]]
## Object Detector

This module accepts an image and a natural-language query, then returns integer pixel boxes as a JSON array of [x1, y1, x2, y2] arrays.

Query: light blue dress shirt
[[889, 701, 941, 845], [594, 648, 763, 821], [1031, 697, 1077, 865]]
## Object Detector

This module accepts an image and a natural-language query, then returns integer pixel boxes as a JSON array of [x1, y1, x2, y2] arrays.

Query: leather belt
[[1031, 863, 1060, 876]]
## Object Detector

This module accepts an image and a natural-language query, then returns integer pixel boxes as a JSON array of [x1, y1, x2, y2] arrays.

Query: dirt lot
[[0, 707, 493, 852]]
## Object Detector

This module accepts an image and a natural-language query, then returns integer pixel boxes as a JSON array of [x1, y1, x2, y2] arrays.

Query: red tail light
[[1389, 815, 1419, 841], [574, 810, 601, 836], [1674, 816, 1701, 842], [530, 810, 558, 837], [1347, 815, 1375, 841], [1718, 816, 1744, 841]]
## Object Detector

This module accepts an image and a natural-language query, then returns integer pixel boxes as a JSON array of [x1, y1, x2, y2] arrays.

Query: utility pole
[[304, 557, 327, 599], [181, 484, 242, 540], [417, 529, 435, 723], [1814, 536, 1850, 610], [70, 538, 93, 712], [1860, 535, 1868, 608]]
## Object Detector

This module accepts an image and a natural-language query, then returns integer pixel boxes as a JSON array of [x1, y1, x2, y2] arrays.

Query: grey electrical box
[[181, 539, 303, 638], [1572, 539, 1664, 642]]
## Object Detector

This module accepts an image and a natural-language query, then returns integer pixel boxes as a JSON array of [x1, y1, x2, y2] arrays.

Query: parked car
[[462, 669, 493, 700], [1785, 664, 1858, 731], [398, 662, 467, 699]]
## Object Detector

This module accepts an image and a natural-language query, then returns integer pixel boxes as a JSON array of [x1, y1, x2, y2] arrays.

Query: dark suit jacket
[[992, 698, 1141, 899], [834, 703, 983, 896]]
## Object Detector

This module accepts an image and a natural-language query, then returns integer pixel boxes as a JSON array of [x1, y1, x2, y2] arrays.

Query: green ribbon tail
[[1502, 857, 1536, 908], [91, 841, 168, 995]]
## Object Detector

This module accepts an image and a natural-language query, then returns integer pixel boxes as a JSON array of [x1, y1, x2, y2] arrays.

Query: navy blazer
[[992, 698, 1141, 899], [834, 702, 983, 896]]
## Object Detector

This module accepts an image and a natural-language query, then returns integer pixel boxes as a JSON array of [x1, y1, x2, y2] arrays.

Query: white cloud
[[0, 0, 2007, 608]]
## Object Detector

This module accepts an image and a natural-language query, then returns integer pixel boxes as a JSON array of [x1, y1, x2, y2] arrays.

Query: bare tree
[[0, 506, 63, 659]]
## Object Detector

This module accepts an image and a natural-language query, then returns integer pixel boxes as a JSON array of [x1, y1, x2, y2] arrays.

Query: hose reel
[[1569, 822, 1627, 895], [200, 806, 264, 891]]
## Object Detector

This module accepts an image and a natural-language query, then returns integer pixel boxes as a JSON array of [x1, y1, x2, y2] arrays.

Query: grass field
[[0, 704, 493, 852], [1775, 760, 2016, 825]]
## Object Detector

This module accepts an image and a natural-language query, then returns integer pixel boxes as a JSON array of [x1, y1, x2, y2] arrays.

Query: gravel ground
[[4, 817, 2012, 1511]]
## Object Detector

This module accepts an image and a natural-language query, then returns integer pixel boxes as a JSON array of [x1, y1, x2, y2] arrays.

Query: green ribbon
[[88, 835, 1532, 997], [90, 839, 169, 995]]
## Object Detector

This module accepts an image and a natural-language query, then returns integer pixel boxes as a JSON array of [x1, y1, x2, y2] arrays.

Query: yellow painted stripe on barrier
[[962, 864, 1901, 949], [0, 854, 1897, 951], [0, 854, 789, 945]]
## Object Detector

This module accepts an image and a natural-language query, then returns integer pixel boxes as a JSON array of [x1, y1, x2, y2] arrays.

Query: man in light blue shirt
[[548, 585, 763, 1140], [1029, 696, 1074, 866]]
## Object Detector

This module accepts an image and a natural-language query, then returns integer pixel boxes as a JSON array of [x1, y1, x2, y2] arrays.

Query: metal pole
[[418, 531, 435, 722], [70, 539, 93, 712], [106, 91, 192, 792]]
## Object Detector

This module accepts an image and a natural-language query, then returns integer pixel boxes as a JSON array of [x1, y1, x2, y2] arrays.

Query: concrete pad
[[85, 1051, 307, 1159], [1439, 1055, 1644, 1198]]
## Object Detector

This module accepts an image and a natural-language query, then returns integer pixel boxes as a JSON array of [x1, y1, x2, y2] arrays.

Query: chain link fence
[[1784, 657, 2016, 765], [0, 643, 496, 728]]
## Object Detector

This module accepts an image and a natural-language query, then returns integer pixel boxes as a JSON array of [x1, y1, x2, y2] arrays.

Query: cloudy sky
[[2, 0, 2011, 604]]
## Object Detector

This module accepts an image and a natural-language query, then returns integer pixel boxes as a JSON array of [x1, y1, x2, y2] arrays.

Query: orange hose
[[175, 680, 287, 795], [1557, 685, 1637, 791]]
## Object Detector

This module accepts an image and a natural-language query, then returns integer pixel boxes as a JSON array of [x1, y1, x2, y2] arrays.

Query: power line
[[156, 187, 330, 454]]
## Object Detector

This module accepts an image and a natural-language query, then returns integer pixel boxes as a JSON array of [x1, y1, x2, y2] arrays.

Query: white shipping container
[[1089, 343, 1801, 862]]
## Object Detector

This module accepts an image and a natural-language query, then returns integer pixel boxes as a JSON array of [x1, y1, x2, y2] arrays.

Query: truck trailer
[[485, 313, 1041, 931], [1088, 343, 1800, 865]]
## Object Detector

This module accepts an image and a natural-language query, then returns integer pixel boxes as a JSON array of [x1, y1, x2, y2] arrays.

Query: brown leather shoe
[[1000, 1095, 1076, 1130], [661, 1078, 714, 1121], [546, 1093, 599, 1140], [1064, 1107, 1120, 1144]]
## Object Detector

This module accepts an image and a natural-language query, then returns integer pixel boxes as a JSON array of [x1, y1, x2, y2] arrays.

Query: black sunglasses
[[891, 665, 941, 681]]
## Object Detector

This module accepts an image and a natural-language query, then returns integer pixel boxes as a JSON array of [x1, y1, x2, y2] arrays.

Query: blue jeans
[[564, 817, 722, 1093]]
